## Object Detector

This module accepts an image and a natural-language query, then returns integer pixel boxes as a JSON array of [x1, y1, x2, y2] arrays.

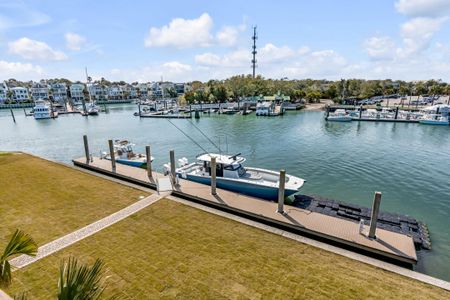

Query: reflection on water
[[1, 106, 450, 280]]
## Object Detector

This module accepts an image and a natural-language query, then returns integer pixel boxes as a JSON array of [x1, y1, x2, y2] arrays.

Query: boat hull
[[419, 120, 449, 125], [104, 157, 147, 168], [326, 117, 352, 122], [180, 173, 298, 200]]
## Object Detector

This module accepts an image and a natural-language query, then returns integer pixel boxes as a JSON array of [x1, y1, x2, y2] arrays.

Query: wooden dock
[[73, 156, 418, 266]]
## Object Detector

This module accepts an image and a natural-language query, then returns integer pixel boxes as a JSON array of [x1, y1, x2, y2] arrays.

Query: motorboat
[[419, 114, 449, 126], [87, 102, 99, 115], [326, 109, 352, 122], [170, 153, 305, 200], [101, 140, 154, 167], [33, 99, 57, 119]]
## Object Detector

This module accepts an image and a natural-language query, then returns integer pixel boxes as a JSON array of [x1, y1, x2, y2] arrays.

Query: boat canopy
[[422, 104, 450, 113], [196, 153, 246, 165]]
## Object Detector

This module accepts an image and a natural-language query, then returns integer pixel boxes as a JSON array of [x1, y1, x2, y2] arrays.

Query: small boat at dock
[[101, 140, 153, 167], [326, 109, 352, 122], [33, 99, 58, 119], [419, 114, 449, 126], [170, 153, 305, 200]]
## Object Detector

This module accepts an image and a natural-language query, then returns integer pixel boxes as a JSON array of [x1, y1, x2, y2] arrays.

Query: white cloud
[[65, 32, 87, 51], [395, 0, 450, 17], [397, 17, 448, 57], [0, 60, 43, 80], [108, 61, 194, 82], [216, 22, 246, 46], [298, 46, 311, 55], [162, 61, 192, 73], [8, 37, 67, 61], [145, 13, 213, 48], [259, 43, 295, 63], [195, 49, 250, 67], [364, 36, 396, 60]]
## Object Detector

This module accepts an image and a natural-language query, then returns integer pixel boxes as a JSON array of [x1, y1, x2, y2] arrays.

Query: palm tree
[[57, 257, 106, 300], [0, 230, 38, 287]]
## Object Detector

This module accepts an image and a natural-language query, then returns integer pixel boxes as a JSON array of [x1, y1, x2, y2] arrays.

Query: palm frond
[[1, 229, 38, 260], [57, 257, 106, 300], [0, 230, 37, 287]]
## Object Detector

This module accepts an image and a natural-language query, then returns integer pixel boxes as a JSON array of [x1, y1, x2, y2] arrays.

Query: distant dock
[[73, 154, 419, 267]]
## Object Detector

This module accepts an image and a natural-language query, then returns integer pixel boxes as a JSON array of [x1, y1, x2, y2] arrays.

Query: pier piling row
[[73, 155, 418, 267]]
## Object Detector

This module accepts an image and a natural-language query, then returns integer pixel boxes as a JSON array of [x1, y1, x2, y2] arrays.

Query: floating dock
[[138, 112, 191, 119], [294, 195, 430, 250], [73, 156, 418, 266]]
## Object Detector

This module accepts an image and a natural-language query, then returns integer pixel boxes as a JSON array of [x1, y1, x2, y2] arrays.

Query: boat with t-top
[[101, 140, 153, 167], [171, 153, 305, 200]]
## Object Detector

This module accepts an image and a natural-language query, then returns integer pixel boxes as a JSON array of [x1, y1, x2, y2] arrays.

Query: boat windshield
[[225, 163, 246, 176]]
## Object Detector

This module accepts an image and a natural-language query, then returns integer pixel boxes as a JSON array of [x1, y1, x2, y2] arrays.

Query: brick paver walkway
[[11, 192, 169, 269]]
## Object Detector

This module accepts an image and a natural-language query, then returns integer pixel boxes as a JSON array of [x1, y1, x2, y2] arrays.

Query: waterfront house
[[174, 83, 191, 95], [30, 82, 50, 101], [107, 85, 124, 100], [120, 84, 137, 99], [11, 87, 30, 102], [70, 83, 86, 104], [0, 82, 8, 103], [135, 83, 149, 99], [50, 83, 68, 104], [88, 84, 107, 101]]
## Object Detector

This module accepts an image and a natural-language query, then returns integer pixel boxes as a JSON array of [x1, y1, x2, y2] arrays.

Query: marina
[[1, 105, 450, 281]]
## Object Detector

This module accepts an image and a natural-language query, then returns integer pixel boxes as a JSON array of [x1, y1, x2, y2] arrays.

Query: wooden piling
[[195, 110, 200, 119], [23, 108, 27, 116], [146, 145, 152, 178], [169, 150, 176, 185], [211, 156, 217, 195], [368, 192, 382, 239], [108, 139, 116, 172], [394, 106, 399, 119], [83, 135, 90, 164], [359, 105, 363, 119], [10, 108, 16, 123], [277, 169, 286, 213], [138, 104, 141, 117]]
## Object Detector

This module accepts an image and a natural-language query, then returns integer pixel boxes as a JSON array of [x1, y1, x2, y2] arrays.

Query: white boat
[[419, 114, 449, 126], [326, 109, 352, 122], [171, 153, 305, 200], [255, 101, 272, 116], [101, 140, 154, 168], [86, 102, 99, 115], [33, 99, 57, 119]]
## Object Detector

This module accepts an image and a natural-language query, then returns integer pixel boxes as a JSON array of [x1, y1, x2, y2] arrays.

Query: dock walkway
[[73, 157, 418, 266]]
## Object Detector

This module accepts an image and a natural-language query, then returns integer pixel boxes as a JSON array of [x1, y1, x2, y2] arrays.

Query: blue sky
[[1, 0, 450, 82]]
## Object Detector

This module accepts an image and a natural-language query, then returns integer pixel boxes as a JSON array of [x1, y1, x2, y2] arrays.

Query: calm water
[[1, 105, 449, 280]]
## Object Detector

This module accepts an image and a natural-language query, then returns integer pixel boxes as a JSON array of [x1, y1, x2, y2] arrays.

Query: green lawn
[[0, 153, 147, 246], [6, 199, 449, 299]]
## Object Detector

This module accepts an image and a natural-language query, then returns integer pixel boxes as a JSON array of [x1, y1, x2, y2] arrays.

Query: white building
[[30, 82, 50, 101], [11, 87, 30, 102], [88, 84, 107, 101], [51, 83, 68, 103], [0, 82, 8, 103], [135, 83, 149, 98], [107, 85, 124, 100], [70, 83, 85, 104]]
